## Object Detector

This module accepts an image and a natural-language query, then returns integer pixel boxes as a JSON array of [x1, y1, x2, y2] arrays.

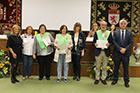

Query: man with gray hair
[[93, 21, 112, 85], [111, 19, 133, 88]]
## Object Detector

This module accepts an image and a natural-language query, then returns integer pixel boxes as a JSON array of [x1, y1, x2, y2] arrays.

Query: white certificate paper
[[58, 45, 69, 54], [86, 37, 93, 42], [43, 37, 51, 46], [96, 40, 108, 49]]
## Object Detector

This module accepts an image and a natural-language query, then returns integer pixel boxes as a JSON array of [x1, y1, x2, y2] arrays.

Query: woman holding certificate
[[33, 24, 54, 80], [54, 25, 73, 83], [71, 22, 86, 81]]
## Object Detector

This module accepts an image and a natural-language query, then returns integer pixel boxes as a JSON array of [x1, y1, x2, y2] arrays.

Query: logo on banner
[[0, 4, 3, 20], [108, 3, 120, 25]]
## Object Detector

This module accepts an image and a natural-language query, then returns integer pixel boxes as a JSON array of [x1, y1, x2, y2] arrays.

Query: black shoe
[[39, 77, 43, 80], [111, 81, 117, 85], [94, 80, 99, 85], [11, 78, 15, 84], [125, 83, 129, 88], [101, 80, 107, 85], [76, 77, 80, 81], [73, 76, 77, 80], [14, 78, 20, 82], [46, 77, 50, 80]]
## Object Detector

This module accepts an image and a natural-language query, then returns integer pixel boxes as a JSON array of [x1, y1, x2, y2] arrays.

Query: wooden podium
[[0, 38, 9, 55]]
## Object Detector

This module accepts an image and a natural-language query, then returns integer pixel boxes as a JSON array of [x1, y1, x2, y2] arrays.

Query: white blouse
[[21, 34, 34, 56], [74, 37, 78, 46]]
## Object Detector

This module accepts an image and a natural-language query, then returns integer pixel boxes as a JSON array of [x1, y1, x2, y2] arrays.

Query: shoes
[[28, 76, 33, 80], [39, 77, 43, 80], [101, 80, 107, 85], [11, 78, 15, 84], [46, 77, 50, 80], [111, 81, 117, 85], [57, 79, 61, 83], [125, 83, 130, 88], [94, 80, 99, 85], [64, 79, 68, 83], [76, 77, 80, 81], [14, 78, 20, 82], [73, 76, 77, 80], [22, 77, 26, 81]]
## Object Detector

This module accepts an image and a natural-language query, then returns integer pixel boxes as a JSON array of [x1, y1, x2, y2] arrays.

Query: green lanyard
[[36, 32, 50, 49], [96, 30, 110, 40], [56, 33, 70, 45]]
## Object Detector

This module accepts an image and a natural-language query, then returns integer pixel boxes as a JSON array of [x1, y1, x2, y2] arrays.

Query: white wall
[[22, 0, 91, 31]]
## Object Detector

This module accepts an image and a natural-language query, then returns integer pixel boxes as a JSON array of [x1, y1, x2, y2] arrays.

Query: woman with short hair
[[33, 24, 54, 80], [21, 26, 34, 80], [54, 25, 73, 83]]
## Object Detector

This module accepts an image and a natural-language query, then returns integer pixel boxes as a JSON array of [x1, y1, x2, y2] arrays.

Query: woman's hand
[[12, 53, 17, 59], [33, 54, 36, 59], [81, 50, 85, 57], [68, 46, 72, 50], [48, 43, 51, 46], [55, 46, 60, 50]]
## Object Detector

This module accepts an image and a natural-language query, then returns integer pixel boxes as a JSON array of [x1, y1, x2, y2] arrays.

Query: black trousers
[[72, 54, 81, 78], [113, 54, 130, 83], [37, 54, 52, 78]]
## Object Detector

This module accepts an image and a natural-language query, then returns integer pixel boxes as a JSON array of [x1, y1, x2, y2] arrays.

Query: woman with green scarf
[[54, 25, 73, 83], [33, 24, 54, 80]]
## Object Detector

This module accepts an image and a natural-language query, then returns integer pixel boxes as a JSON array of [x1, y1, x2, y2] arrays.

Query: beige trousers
[[95, 51, 108, 80]]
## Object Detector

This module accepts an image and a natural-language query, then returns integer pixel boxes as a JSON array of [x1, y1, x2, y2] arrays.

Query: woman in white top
[[21, 26, 34, 80]]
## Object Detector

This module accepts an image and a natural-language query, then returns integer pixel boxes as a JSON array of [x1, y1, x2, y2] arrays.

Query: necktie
[[121, 30, 124, 47]]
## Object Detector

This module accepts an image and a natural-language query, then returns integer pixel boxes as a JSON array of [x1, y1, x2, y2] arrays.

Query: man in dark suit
[[111, 19, 133, 88], [93, 21, 112, 85]]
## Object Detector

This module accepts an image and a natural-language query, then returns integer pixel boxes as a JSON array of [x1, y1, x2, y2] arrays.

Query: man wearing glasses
[[93, 21, 113, 85]]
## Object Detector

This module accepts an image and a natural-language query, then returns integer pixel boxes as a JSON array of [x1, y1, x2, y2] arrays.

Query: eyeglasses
[[101, 24, 107, 26]]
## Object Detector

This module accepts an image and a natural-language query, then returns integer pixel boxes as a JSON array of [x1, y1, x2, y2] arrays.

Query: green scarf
[[56, 33, 71, 45], [36, 32, 50, 49], [96, 30, 110, 40]]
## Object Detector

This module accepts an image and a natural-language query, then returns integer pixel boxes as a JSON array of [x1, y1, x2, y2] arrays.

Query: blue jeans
[[57, 54, 69, 79], [22, 55, 33, 77]]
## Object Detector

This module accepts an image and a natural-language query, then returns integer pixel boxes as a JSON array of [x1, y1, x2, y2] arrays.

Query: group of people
[[92, 20, 133, 88], [6, 22, 86, 84], [6, 19, 133, 88]]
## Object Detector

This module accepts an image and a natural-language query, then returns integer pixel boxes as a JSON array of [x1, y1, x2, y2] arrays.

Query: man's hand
[[106, 43, 109, 47], [95, 43, 98, 47], [120, 47, 126, 54]]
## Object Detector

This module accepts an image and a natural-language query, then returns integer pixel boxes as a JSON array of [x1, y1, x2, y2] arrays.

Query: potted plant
[[87, 55, 114, 80], [0, 50, 11, 78]]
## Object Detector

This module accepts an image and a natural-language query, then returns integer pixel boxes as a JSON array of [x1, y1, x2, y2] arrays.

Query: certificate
[[43, 36, 51, 46], [86, 37, 93, 42], [96, 40, 108, 49], [58, 44, 69, 54]]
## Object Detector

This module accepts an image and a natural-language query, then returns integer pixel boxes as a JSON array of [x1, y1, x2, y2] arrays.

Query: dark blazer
[[113, 30, 133, 57], [71, 32, 86, 55], [93, 31, 113, 57]]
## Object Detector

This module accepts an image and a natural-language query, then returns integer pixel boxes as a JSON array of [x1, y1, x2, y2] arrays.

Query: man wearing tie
[[111, 19, 133, 88]]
